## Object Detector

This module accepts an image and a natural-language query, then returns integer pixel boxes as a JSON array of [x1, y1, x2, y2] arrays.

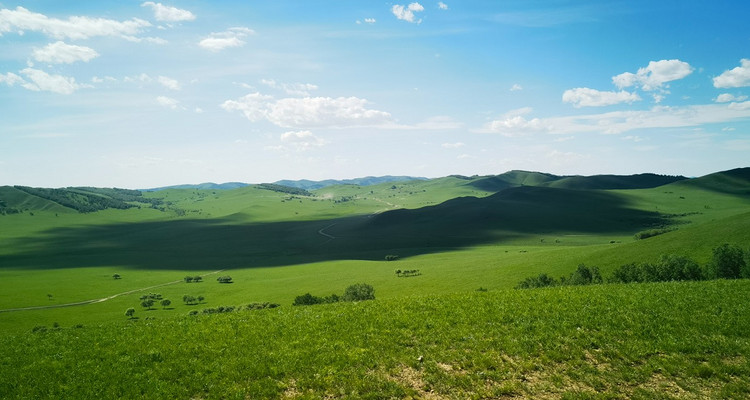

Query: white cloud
[[442, 142, 465, 148], [280, 130, 326, 151], [222, 93, 392, 128], [198, 27, 254, 51], [19, 68, 83, 94], [0, 6, 151, 40], [157, 75, 181, 90], [357, 18, 376, 24], [714, 59, 750, 88], [509, 84, 523, 91], [260, 79, 318, 96], [612, 59, 693, 92], [32, 41, 99, 64], [562, 87, 641, 107], [141, 2, 196, 22], [715, 93, 748, 103], [392, 3, 425, 23], [438, 2, 449, 10], [156, 95, 179, 109], [485, 102, 750, 136], [124, 73, 153, 84], [0, 71, 24, 86]]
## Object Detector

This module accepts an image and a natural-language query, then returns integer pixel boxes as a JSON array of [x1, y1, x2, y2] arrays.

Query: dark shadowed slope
[[0, 186, 670, 270]]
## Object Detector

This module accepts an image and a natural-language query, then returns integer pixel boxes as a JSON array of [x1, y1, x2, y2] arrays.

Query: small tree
[[125, 308, 135, 318], [113, 273, 121, 280], [184, 276, 194, 283], [193, 276, 203, 283], [217, 276, 233, 284], [141, 299, 155, 310], [342, 283, 375, 302], [197, 295, 205, 303], [706, 244, 746, 279], [160, 299, 171, 309]]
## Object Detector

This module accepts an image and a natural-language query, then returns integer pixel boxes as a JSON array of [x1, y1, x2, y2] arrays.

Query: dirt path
[[0, 269, 225, 313], [317, 223, 337, 240]]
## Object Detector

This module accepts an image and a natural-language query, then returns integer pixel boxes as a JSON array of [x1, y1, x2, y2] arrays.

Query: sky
[[1, 1, 749, 188]]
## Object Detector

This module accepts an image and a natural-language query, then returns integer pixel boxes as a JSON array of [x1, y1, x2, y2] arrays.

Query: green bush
[[705, 244, 746, 279], [342, 283, 375, 302], [516, 273, 557, 289]]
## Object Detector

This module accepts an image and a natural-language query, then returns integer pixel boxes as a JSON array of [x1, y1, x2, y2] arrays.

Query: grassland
[[0, 168, 749, 397], [2, 280, 749, 399], [1, 169, 749, 332]]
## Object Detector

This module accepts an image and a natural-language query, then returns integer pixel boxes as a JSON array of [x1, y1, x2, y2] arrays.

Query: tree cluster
[[293, 283, 375, 306], [183, 295, 205, 305], [384, 255, 399, 261], [516, 264, 602, 289], [216, 276, 233, 284], [184, 276, 203, 283], [395, 269, 420, 277], [517, 243, 749, 289]]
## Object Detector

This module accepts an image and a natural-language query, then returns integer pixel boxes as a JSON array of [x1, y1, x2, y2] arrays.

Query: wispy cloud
[[32, 41, 99, 64], [198, 27, 255, 51], [562, 88, 640, 108], [0, 6, 151, 40]]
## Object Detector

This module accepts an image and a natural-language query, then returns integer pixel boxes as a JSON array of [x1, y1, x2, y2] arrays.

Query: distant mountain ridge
[[274, 176, 428, 190], [143, 176, 427, 191]]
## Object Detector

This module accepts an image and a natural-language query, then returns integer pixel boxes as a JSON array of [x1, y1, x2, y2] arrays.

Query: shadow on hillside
[[0, 186, 672, 270]]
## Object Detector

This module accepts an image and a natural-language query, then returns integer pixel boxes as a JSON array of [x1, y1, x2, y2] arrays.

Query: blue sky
[[1, 1, 749, 188]]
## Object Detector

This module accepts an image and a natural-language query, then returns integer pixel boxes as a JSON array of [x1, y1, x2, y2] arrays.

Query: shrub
[[217, 276, 233, 284], [342, 283, 375, 302], [293, 293, 324, 306], [385, 255, 399, 261], [705, 244, 746, 279], [566, 264, 602, 286], [516, 273, 557, 289]]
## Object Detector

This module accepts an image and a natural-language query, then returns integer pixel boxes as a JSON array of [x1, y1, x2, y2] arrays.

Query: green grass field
[[1, 169, 749, 332], [2, 280, 749, 399]]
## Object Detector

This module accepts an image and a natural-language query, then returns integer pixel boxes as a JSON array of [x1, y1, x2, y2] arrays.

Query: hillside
[[2, 280, 749, 399]]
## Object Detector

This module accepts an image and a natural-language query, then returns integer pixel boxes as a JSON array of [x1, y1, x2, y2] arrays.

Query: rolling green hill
[[0, 168, 748, 334]]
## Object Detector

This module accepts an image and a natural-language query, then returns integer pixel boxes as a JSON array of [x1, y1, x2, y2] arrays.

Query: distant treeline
[[517, 243, 749, 289], [255, 183, 312, 197], [13, 186, 161, 213]]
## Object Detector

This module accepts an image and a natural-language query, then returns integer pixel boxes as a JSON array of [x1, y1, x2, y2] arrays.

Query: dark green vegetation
[[1, 168, 749, 397], [3, 280, 750, 398]]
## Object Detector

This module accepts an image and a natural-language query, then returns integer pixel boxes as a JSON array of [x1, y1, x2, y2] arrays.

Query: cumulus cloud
[[713, 59, 750, 88], [0, 6, 151, 40], [438, 2, 449, 10], [32, 41, 99, 64], [158, 75, 181, 90], [612, 59, 693, 92], [510, 83, 523, 91], [156, 95, 179, 109], [198, 27, 254, 51], [562, 87, 641, 108], [141, 2, 196, 22], [19, 68, 83, 94], [221, 93, 392, 128], [280, 130, 326, 151], [715, 93, 748, 103], [392, 3, 425, 23]]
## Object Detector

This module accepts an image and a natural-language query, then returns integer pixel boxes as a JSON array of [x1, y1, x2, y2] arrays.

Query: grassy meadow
[[1, 168, 749, 397]]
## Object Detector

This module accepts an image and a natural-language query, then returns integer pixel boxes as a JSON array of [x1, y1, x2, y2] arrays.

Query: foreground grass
[[2, 280, 749, 399]]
